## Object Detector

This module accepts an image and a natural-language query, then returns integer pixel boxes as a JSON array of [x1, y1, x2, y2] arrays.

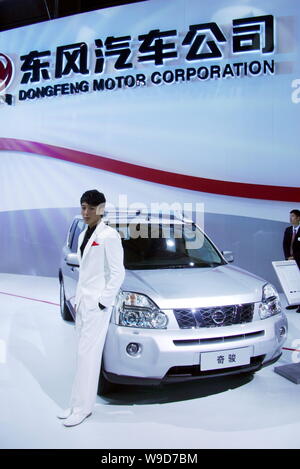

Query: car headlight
[[259, 283, 281, 319], [115, 291, 168, 329]]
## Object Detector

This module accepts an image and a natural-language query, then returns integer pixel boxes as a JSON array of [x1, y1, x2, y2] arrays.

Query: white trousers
[[69, 298, 113, 415]]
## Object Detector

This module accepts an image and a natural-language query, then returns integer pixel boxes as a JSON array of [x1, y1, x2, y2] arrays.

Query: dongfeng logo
[[0, 53, 14, 92]]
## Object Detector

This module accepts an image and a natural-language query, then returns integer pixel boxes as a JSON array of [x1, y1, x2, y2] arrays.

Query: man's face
[[290, 212, 300, 226], [81, 202, 105, 227]]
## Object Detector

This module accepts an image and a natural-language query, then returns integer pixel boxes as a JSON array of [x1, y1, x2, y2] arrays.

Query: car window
[[112, 222, 225, 270], [67, 220, 77, 248], [70, 219, 86, 253]]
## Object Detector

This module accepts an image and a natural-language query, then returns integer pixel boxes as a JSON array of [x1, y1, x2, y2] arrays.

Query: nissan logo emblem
[[211, 309, 226, 325]]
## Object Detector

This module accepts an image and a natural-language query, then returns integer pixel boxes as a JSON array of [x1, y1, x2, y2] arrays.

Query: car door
[[63, 218, 85, 308]]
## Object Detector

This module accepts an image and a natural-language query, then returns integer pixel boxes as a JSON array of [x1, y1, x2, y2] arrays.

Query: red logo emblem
[[92, 241, 99, 246], [0, 53, 14, 92]]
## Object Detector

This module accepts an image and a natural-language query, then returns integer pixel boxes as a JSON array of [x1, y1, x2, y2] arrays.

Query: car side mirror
[[222, 250, 234, 263], [65, 253, 79, 267]]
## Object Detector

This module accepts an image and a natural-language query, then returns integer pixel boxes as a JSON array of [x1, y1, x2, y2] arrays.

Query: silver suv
[[59, 209, 288, 394]]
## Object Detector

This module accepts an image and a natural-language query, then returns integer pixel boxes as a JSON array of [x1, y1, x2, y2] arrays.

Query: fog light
[[279, 326, 286, 337], [126, 342, 142, 356]]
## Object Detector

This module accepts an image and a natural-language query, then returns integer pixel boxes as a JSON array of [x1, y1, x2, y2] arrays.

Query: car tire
[[60, 280, 73, 322], [97, 361, 119, 396]]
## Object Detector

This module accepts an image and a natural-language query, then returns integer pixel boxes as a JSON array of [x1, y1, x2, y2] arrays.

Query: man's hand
[[288, 256, 294, 260]]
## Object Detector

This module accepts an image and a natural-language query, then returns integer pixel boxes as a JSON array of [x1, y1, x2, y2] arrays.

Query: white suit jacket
[[74, 219, 125, 310]]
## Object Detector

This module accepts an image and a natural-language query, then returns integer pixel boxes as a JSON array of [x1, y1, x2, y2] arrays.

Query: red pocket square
[[92, 241, 99, 246]]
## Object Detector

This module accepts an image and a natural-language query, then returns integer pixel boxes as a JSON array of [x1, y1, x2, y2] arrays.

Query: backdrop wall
[[0, 0, 299, 291]]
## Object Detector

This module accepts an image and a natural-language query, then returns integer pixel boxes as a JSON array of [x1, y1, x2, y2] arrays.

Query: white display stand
[[272, 260, 300, 306], [273, 260, 300, 384]]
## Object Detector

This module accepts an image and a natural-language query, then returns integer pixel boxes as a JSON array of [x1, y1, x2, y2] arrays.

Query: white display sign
[[272, 260, 300, 305], [200, 347, 252, 371]]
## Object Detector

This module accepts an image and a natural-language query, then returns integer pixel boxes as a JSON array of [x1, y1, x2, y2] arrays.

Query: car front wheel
[[60, 280, 73, 322]]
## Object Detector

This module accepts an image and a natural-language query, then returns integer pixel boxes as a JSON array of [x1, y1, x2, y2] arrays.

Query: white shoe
[[63, 411, 92, 427], [57, 408, 73, 419]]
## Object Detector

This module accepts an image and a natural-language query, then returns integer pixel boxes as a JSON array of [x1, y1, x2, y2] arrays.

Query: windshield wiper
[[159, 263, 213, 269], [126, 262, 222, 270]]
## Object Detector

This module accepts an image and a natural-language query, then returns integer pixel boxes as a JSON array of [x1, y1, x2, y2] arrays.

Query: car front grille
[[173, 303, 254, 329]]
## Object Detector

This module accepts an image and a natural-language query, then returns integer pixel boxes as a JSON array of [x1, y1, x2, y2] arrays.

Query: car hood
[[121, 264, 266, 309]]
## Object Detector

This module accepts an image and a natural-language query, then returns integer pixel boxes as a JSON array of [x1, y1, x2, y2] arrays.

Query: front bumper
[[102, 312, 288, 385]]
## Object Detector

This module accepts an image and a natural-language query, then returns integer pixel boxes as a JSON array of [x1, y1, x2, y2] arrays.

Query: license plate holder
[[200, 347, 252, 371]]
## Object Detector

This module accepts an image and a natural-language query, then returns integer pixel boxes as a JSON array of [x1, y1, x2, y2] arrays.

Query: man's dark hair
[[80, 189, 106, 206], [290, 209, 300, 218]]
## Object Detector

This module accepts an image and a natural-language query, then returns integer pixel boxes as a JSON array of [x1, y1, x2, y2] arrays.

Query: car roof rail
[[140, 209, 194, 224], [110, 208, 194, 224], [103, 208, 143, 220]]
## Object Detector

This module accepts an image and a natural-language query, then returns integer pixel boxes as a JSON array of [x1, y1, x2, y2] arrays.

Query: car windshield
[[111, 222, 225, 270]]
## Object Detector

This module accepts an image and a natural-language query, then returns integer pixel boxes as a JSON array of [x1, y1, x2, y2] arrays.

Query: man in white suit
[[58, 189, 125, 427]]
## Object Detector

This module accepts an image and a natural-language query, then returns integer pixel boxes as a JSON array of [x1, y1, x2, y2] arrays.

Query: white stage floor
[[0, 273, 299, 450]]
